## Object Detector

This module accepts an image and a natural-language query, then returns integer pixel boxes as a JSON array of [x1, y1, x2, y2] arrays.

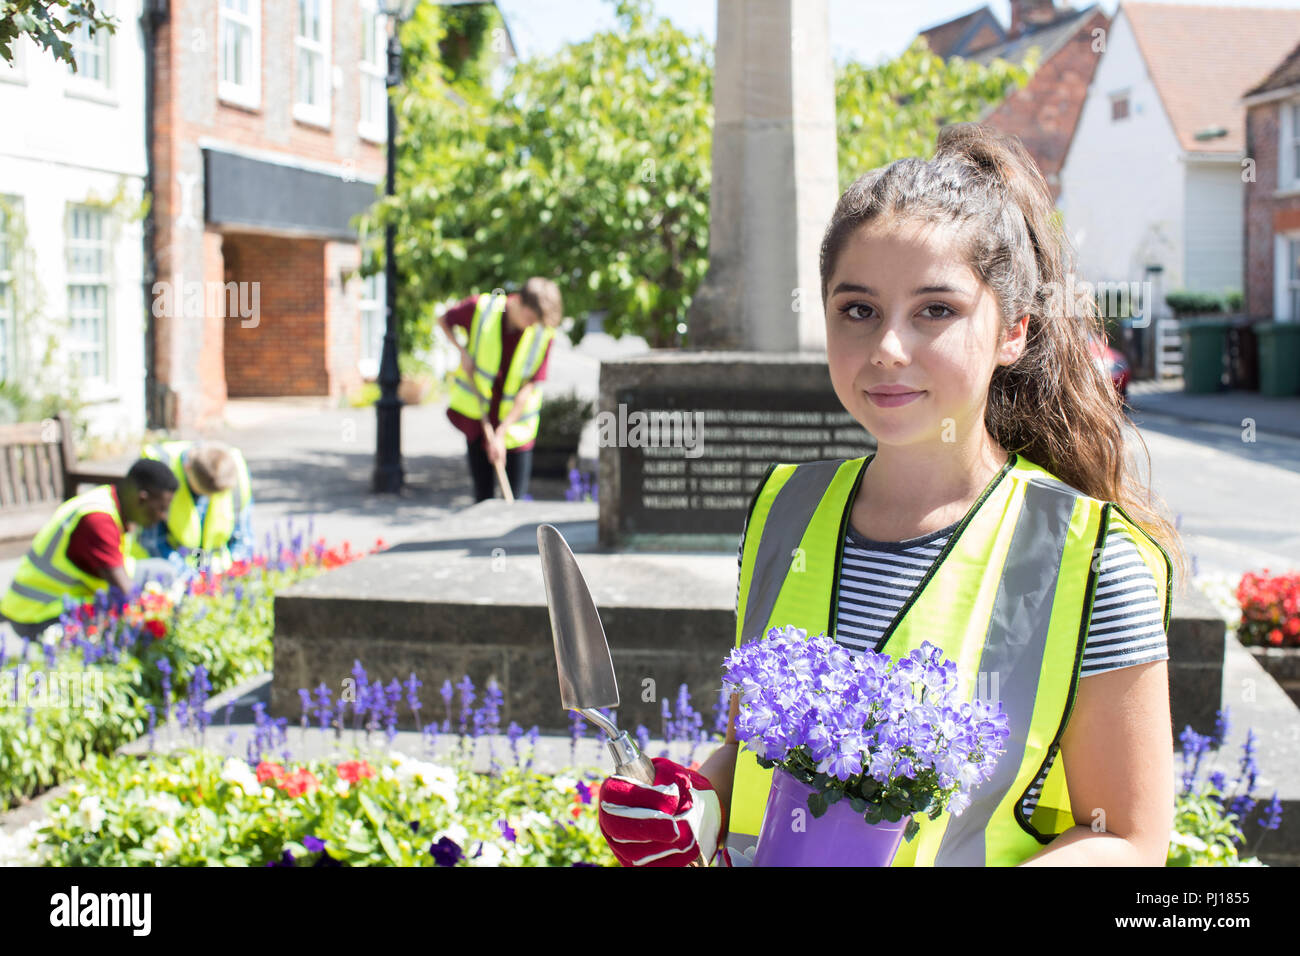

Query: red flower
[[256, 761, 287, 784], [336, 760, 375, 783], [279, 769, 320, 798], [144, 619, 167, 640], [1268, 629, 1285, 646]]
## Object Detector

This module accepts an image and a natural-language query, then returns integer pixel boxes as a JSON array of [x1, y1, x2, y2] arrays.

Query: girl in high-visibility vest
[[598, 123, 1188, 867]]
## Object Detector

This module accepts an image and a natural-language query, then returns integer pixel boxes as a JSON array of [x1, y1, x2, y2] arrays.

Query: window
[[295, 0, 331, 126], [359, 0, 387, 141], [1110, 91, 1130, 122], [0, 197, 20, 382], [1290, 236, 1300, 323], [359, 270, 385, 378], [220, 0, 261, 109], [65, 205, 110, 382], [67, 0, 111, 90]]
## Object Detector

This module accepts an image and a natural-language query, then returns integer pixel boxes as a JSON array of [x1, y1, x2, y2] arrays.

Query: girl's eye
[[840, 303, 874, 321], [921, 303, 956, 320]]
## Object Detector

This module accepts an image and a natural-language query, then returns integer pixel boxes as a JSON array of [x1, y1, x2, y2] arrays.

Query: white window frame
[[294, 0, 332, 127], [0, 196, 20, 382], [65, 0, 114, 103], [1280, 96, 1300, 192], [1110, 89, 1130, 123], [65, 204, 112, 384], [358, 0, 387, 143], [219, 0, 262, 110], [1275, 231, 1300, 323], [358, 269, 385, 379]]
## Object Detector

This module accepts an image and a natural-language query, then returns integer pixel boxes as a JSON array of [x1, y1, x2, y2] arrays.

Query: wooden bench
[[0, 412, 124, 543]]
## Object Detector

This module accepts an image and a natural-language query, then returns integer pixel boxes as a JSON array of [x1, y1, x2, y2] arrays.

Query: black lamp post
[[372, 0, 420, 494]]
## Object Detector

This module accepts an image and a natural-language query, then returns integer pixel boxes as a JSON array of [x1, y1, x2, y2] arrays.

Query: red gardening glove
[[598, 757, 727, 867]]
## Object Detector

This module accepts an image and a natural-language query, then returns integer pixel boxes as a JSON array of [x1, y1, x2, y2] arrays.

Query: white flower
[[393, 756, 459, 810], [551, 775, 578, 794], [1169, 831, 1208, 852], [435, 822, 468, 847], [334, 779, 351, 797], [516, 810, 554, 836], [143, 793, 184, 818], [220, 758, 260, 797], [470, 841, 504, 867], [150, 825, 180, 855], [0, 822, 44, 867], [74, 795, 106, 831]]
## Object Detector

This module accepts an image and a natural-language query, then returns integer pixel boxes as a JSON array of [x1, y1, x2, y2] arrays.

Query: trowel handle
[[607, 732, 707, 868]]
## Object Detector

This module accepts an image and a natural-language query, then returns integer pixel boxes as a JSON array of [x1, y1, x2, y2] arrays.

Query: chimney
[[1009, 0, 1059, 39]]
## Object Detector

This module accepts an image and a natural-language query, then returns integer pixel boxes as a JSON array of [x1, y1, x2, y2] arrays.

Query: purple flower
[[430, 836, 463, 867], [303, 835, 326, 853], [1260, 792, 1283, 831], [457, 675, 476, 735], [575, 780, 593, 805], [496, 819, 517, 842]]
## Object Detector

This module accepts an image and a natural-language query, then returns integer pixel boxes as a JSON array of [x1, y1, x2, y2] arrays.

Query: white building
[[1058, 2, 1300, 299], [0, 0, 147, 445]]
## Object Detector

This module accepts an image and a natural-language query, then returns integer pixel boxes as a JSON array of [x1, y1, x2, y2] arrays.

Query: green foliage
[[21, 748, 616, 866], [1166, 290, 1226, 317], [0, 0, 117, 69], [536, 390, 594, 449], [365, 0, 713, 349], [0, 559, 329, 812], [835, 38, 1035, 190], [1166, 786, 1253, 866]]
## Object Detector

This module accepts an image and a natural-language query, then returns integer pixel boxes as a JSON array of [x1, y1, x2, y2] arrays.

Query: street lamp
[[371, 0, 421, 494]]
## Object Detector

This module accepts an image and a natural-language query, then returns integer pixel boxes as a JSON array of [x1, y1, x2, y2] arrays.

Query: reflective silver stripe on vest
[[9, 580, 62, 604], [231, 456, 247, 518], [453, 377, 486, 402], [741, 459, 844, 645], [505, 327, 547, 402], [932, 476, 1078, 866], [23, 510, 89, 588]]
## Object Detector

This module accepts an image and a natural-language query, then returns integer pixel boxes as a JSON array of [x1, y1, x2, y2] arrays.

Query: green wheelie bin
[[1180, 319, 1230, 393], [1255, 322, 1300, 397]]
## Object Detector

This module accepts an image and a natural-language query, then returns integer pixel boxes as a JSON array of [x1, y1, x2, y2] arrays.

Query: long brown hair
[[819, 122, 1188, 596]]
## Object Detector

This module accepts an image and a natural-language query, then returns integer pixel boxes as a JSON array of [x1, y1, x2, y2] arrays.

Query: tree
[[369, 0, 712, 350], [369, 10, 1031, 351], [1, 0, 117, 69], [836, 38, 1034, 190]]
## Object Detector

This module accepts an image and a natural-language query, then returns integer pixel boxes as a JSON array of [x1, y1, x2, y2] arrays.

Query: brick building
[[147, 0, 390, 429], [1242, 41, 1300, 322], [916, 1, 1110, 202]]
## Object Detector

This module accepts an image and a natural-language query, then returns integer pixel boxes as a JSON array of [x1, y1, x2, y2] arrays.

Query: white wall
[[1058, 9, 1185, 290], [1184, 158, 1244, 295], [0, 0, 147, 446]]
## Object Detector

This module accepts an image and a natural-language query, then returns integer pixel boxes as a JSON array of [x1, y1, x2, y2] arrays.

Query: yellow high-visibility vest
[[446, 293, 554, 449], [0, 485, 136, 624], [729, 452, 1172, 866], [140, 441, 251, 572]]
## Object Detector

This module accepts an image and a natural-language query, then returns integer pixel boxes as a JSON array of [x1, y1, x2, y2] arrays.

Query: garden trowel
[[536, 523, 706, 866]]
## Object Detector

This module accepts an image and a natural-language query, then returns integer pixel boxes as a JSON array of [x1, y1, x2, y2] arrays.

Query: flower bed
[[3, 749, 615, 867], [0, 524, 380, 811]]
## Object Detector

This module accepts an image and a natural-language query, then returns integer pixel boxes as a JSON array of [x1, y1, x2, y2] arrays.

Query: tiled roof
[[919, 6, 1005, 59], [1124, 2, 1300, 153], [1244, 38, 1300, 99], [966, 4, 1102, 68]]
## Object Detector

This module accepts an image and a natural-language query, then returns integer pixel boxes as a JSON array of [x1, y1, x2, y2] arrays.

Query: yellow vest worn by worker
[[0, 485, 136, 624], [139, 441, 251, 572], [446, 293, 554, 449], [728, 452, 1172, 866]]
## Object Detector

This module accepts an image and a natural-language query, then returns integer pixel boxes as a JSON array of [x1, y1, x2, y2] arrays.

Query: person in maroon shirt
[[439, 278, 562, 501], [2, 459, 177, 638]]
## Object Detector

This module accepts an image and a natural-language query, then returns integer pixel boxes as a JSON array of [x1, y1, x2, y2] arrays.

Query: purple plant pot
[[752, 769, 909, 867]]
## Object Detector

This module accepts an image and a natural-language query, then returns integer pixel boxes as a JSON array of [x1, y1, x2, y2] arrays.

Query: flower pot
[[752, 769, 909, 867], [398, 377, 430, 405]]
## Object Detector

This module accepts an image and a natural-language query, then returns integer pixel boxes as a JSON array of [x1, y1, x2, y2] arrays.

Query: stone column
[[687, 0, 839, 353]]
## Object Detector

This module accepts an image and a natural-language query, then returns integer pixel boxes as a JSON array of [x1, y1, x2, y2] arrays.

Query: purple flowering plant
[[721, 626, 1011, 842]]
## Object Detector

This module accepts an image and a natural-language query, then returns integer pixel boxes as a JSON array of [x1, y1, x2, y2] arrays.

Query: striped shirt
[[734, 511, 1169, 820]]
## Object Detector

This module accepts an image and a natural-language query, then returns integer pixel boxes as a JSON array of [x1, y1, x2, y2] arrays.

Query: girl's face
[[823, 218, 1027, 451]]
